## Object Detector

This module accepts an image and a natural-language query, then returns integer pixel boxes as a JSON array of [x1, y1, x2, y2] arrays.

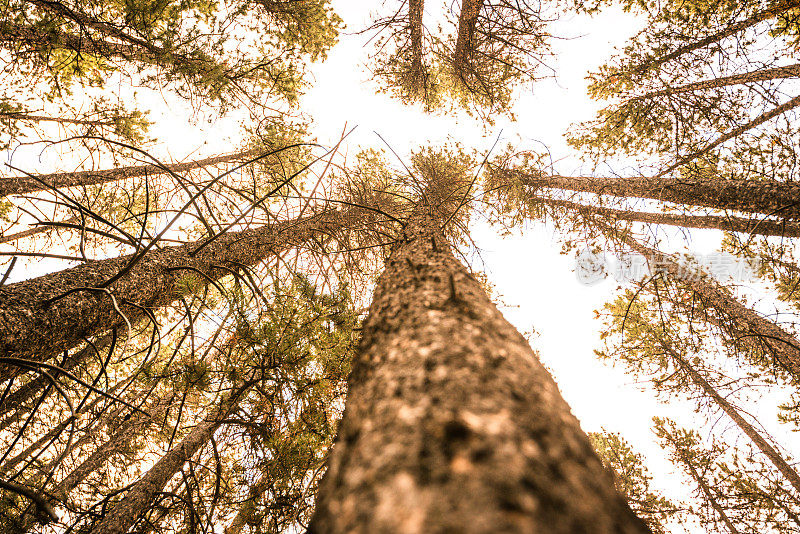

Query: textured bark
[[667, 346, 800, 496], [634, 63, 800, 100], [540, 197, 800, 237], [0, 111, 119, 127], [409, 0, 426, 97], [0, 209, 360, 380], [612, 226, 800, 381], [0, 150, 256, 197], [506, 169, 800, 219], [661, 429, 742, 534], [658, 93, 800, 177], [453, 0, 483, 77], [310, 209, 649, 533], [626, 0, 800, 76]]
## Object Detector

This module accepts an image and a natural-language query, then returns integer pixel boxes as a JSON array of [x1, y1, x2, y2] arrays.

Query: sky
[[3, 1, 799, 530]]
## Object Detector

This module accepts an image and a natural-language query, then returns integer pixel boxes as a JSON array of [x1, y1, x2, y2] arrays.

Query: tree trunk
[[309, 208, 648, 533], [539, 196, 800, 237], [0, 208, 360, 381], [660, 428, 742, 534], [667, 346, 800, 496], [633, 63, 800, 100], [87, 396, 238, 534], [409, 0, 426, 98], [0, 150, 256, 197], [503, 169, 800, 219], [608, 223, 800, 381], [626, 0, 800, 77], [453, 0, 483, 77]]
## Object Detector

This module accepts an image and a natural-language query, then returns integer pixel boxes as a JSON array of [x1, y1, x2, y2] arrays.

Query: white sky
[[3, 2, 799, 531]]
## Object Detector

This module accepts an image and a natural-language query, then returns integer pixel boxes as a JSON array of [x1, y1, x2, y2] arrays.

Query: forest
[[0, 0, 799, 532]]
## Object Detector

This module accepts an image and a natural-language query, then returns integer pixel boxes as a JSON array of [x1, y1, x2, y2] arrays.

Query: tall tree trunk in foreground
[[310, 208, 648, 533], [409, 0, 426, 97], [659, 428, 742, 534], [503, 169, 800, 219], [0, 150, 256, 197], [606, 222, 800, 381], [453, 0, 483, 77], [0, 208, 360, 381], [538, 196, 800, 237], [666, 345, 800, 495]]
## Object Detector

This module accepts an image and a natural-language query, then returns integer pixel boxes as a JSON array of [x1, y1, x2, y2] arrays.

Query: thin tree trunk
[[0, 150, 256, 197], [633, 63, 800, 100], [667, 345, 800, 496], [657, 93, 800, 177], [409, 0, 426, 97], [606, 222, 800, 381], [627, 0, 800, 76], [0, 208, 362, 381], [538, 196, 800, 237], [503, 169, 800, 219], [87, 385, 247, 534], [453, 0, 483, 77], [660, 428, 742, 534], [52, 395, 173, 502], [0, 111, 122, 127], [310, 207, 648, 533]]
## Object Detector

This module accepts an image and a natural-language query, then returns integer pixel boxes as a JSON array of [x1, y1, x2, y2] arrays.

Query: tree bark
[[503, 169, 800, 219], [0, 208, 361, 381], [453, 0, 483, 77], [539, 196, 800, 237], [633, 63, 800, 100], [0, 150, 257, 197], [667, 346, 800, 496], [310, 208, 648, 533]]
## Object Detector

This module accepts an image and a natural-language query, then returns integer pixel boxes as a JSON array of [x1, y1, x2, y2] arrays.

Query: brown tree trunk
[[634, 63, 800, 100], [0, 150, 257, 197], [453, 0, 483, 77], [409, 0, 426, 98], [503, 169, 800, 219], [667, 346, 800, 496], [607, 223, 800, 381], [539, 196, 800, 237], [627, 0, 800, 76], [660, 428, 742, 534], [87, 389, 243, 534], [310, 208, 648, 533], [657, 93, 800, 177], [0, 208, 361, 381]]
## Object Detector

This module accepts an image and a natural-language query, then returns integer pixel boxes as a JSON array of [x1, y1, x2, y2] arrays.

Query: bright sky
[[4, 2, 799, 531]]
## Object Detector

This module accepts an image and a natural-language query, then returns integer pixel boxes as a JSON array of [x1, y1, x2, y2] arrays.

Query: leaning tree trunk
[[626, 0, 800, 77], [452, 0, 483, 78], [500, 169, 800, 220], [611, 228, 800, 382], [538, 196, 800, 237], [0, 208, 361, 381], [633, 63, 800, 100], [660, 428, 742, 534], [666, 345, 800, 495], [87, 387, 245, 534], [310, 208, 648, 533], [0, 150, 256, 197]]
